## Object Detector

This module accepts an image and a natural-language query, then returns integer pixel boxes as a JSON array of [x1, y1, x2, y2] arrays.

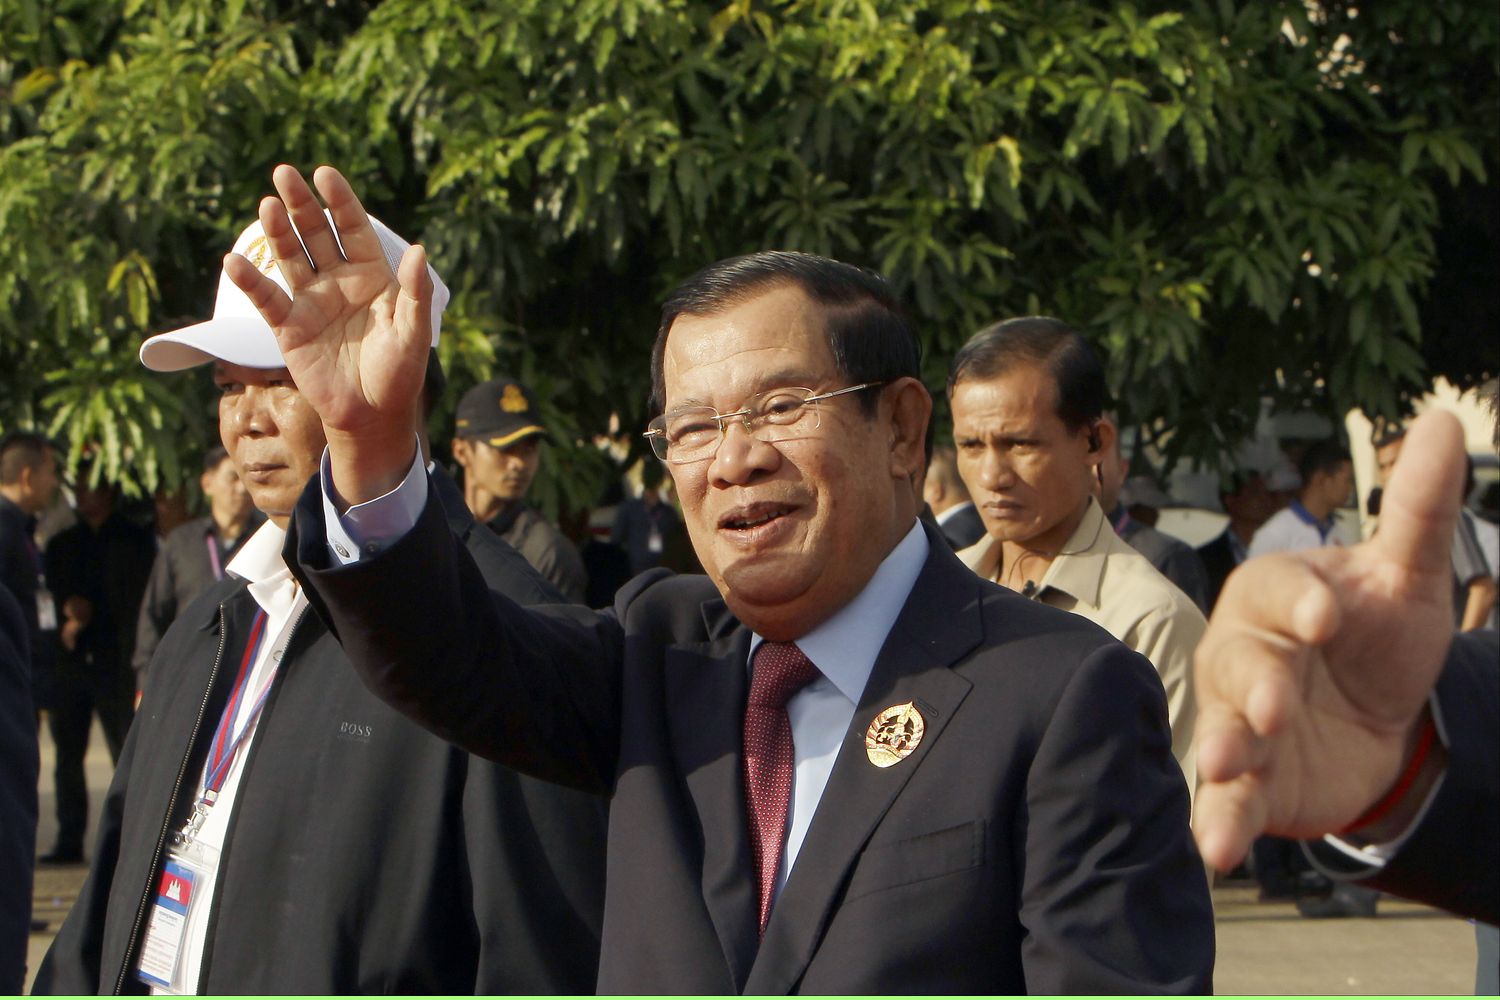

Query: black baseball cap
[[454, 378, 547, 448]]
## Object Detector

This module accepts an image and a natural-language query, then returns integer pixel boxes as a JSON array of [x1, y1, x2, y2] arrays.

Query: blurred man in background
[[1248, 440, 1355, 556], [1094, 416, 1210, 611], [132, 446, 261, 695], [922, 444, 985, 549], [452, 378, 588, 602], [40, 471, 154, 865], [1198, 468, 1284, 612]]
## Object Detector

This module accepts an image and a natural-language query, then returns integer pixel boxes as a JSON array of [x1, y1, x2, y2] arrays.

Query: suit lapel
[[745, 539, 985, 994], [664, 610, 759, 991]]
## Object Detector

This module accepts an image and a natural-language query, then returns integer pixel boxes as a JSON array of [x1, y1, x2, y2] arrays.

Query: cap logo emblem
[[243, 235, 278, 275], [500, 385, 530, 413]]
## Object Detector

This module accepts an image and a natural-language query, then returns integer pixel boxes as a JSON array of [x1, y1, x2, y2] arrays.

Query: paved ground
[[23, 722, 1483, 994]]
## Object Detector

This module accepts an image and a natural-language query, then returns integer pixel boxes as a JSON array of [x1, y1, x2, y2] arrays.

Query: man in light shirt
[[946, 316, 1206, 791], [1247, 439, 1356, 556]]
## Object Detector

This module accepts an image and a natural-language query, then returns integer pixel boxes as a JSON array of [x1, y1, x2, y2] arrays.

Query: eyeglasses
[[643, 382, 884, 464]]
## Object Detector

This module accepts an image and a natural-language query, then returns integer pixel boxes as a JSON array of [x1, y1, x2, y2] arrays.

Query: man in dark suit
[[922, 445, 986, 549], [0, 584, 39, 993], [1198, 469, 1283, 611], [232, 164, 1214, 992]]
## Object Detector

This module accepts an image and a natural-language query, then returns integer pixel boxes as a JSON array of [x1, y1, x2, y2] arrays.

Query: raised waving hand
[[1192, 410, 1465, 869], [224, 164, 432, 504]]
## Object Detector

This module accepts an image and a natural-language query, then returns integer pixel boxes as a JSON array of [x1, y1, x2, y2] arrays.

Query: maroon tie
[[743, 640, 821, 935]]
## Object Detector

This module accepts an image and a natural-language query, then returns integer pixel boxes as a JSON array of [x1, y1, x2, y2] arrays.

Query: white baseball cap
[[139, 211, 450, 372]]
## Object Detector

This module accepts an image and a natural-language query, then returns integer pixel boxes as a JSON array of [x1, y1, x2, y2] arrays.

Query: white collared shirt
[[147, 520, 309, 994]]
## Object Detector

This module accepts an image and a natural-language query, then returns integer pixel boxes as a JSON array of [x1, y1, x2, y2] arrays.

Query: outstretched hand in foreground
[[223, 164, 432, 506], [1192, 410, 1465, 870]]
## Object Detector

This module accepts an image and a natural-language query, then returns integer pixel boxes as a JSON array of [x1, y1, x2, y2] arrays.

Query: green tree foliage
[[1, 0, 1495, 505]]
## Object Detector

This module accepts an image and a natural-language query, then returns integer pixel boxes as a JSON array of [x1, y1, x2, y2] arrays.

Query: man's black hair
[[1219, 468, 1264, 504], [201, 445, 230, 474], [648, 251, 920, 419], [945, 316, 1107, 432], [0, 430, 55, 486], [1297, 439, 1351, 488]]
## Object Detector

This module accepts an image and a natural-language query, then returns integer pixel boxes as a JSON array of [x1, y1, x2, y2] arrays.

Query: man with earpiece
[[949, 317, 1207, 793]]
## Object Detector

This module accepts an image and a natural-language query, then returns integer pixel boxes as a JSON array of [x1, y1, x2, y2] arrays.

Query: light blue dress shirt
[[319, 444, 931, 898]]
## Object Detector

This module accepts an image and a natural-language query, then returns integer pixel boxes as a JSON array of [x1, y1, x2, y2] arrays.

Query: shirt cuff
[[1315, 690, 1450, 873], [320, 441, 428, 566]]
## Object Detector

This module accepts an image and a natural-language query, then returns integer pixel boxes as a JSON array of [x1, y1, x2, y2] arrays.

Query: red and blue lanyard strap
[[199, 608, 275, 807]]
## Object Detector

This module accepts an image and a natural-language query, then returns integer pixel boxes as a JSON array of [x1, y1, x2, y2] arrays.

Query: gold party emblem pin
[[865, 702, 925, 768]]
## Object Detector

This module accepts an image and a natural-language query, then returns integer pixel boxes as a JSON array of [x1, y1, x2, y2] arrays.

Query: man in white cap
[[34, 213, 607, 994]]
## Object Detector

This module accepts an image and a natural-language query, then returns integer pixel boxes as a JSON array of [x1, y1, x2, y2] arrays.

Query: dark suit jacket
[[291, 480, 1215, 993], [936, 502, 986, 550], [0, 585, 38, 994], [1307, 628, 1498, 925], [1197, 529, 1241, 612]]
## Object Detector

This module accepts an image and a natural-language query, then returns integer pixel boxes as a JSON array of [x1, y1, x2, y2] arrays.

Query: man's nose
[[228, 388, 273, 437], [708, 421, 779, 487], [978, 448, 1014, 490]]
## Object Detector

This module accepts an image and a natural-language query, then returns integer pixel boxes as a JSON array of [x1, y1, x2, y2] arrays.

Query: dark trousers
[[47, 655, 132, 854]]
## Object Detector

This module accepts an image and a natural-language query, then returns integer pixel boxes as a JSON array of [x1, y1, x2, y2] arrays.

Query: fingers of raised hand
[[270, 164, 346, 273], [1376, 409, 1466, 577], [1192, 773, 1270, 872], [223, 251, 293, 328], [249, 191, 316, 289], [311, 165, 390, 269], [392, 244, 433, 347]]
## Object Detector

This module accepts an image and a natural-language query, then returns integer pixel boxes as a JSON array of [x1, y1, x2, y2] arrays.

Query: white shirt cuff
[[1319, 690, 1450, 869], [320, 441, 428, 566]]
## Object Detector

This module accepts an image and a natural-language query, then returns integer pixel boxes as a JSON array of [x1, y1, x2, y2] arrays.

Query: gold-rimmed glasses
[[643, 382, 884, 464]]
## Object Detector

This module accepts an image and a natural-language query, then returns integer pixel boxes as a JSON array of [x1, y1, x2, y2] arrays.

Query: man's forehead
[[662, 295, 836, 399], [213, 360, 294, 380], [954, 366, 1063, 420]]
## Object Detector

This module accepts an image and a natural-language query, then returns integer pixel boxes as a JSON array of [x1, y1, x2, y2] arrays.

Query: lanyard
[[205, 531, 224, 581], [199, 609, 274, 805]]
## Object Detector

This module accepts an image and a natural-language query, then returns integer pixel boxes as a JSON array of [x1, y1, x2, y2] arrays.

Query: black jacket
[[0, 495, 46, 683], [1196, 528, 1241, 612], [0, 585, 37, 993], [293, 479, 1215, 993], [44, 511, 155, 674], [34, 470, 608, 994], [1307, 628, 1498, 925]]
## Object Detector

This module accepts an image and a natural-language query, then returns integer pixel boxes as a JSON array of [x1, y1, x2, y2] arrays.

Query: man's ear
[[1091, 415, 1117, 457], [451, 438, 470, 467], [886, 377, 933, 483]]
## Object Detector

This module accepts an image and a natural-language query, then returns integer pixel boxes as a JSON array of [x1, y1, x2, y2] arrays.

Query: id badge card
[[35, 589, 57, 632], [136, 840, 217, 994]]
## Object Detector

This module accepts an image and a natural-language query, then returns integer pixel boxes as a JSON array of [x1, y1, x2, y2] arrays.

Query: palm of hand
[[274, 259, 425, 436]]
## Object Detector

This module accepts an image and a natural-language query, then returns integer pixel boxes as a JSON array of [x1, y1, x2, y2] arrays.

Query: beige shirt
[[957, 498, 1205, 793]]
